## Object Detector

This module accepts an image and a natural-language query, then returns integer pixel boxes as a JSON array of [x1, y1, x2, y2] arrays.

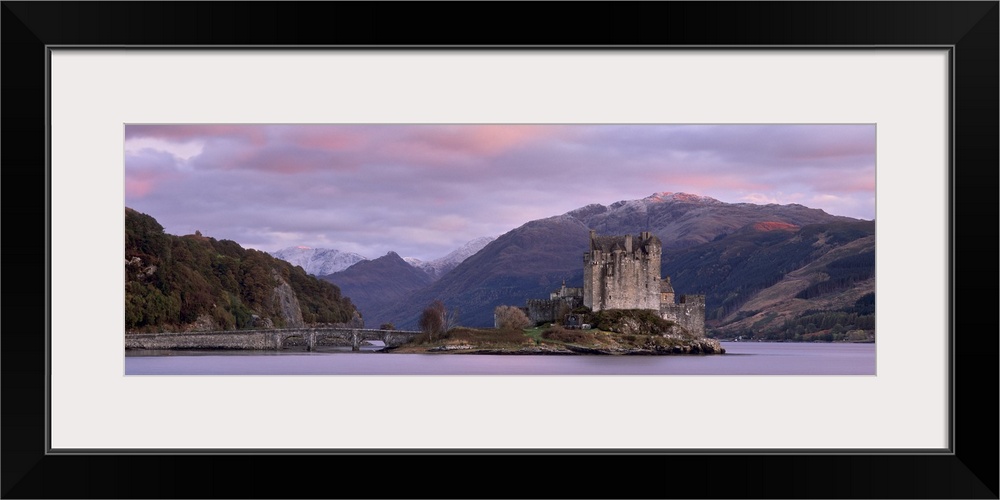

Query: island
[[389, 231, 724, 355], [386, 307, 724, 356]]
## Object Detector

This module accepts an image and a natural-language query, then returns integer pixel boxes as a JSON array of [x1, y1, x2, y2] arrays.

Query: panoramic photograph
[[124, 124, 876, 375]]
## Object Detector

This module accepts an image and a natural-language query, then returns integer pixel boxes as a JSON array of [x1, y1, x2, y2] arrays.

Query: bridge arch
[[278, 327, 421, 351]]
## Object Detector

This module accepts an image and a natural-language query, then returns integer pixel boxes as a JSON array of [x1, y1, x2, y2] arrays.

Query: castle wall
[[583, 254, 599, 310], [526, 296, 583, 325], [550, 286, 583, 300], [660, 294, 706, 337], [526, 299, 560, 325]]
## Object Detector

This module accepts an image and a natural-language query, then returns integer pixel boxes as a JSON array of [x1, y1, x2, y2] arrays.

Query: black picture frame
[[3, 2, 997, 498]]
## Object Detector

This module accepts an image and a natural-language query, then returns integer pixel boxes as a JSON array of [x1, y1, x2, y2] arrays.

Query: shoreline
[[385, 337, 726, 355]]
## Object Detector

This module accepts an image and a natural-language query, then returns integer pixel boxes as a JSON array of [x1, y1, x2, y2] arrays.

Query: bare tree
[[445, 306, 460, 332], [494, 305, 531, 330], [419, 300, 447, 340]]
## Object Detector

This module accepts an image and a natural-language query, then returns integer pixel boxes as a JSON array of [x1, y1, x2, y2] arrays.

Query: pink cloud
[[124, 124, 877, 256], [125, 178, 154, 198], [277, 126, 369, 152], [822, 174, 875, 192], [124, 149, 184, 199], [458, 125, 566, 155], [382, 125, 567, 165], [124, 168, 177, 199]]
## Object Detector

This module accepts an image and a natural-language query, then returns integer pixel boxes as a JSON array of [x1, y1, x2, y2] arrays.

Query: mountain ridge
[[375, 192, 873, 337], [271, 236, 496, 282], [403, 236, 496, 280]]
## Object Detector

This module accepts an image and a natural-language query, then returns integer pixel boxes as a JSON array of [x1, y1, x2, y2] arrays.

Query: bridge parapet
[[126, 327, 422, 351]]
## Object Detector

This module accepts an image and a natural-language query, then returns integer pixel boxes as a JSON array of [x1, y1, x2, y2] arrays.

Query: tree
[[419, 300, 447, 340], [444, 306, 460, 332], [494, 305, 531, 330]]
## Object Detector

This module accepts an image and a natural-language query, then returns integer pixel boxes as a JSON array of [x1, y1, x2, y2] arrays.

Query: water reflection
[[125, 342, 876, 376]]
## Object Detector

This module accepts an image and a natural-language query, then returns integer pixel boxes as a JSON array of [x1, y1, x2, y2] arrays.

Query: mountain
[[404, 236, 496, 280], [379, 192, 873, 334], [270, 237, 495, 280], [567, 192, 857, 250], [384, 214, 593, 329], [269, 246, 368, 276], [664, 219, 875, 340], [125, 208, 359, 333], [272, 237, 495, 326], [321, 252, 435, 328]]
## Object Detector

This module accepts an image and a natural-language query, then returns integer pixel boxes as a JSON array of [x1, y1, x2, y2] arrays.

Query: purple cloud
[[124, 124, 875, 260]]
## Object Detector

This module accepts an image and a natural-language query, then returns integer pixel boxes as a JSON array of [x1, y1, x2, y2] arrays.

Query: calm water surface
[[125, 342, 875, 375]]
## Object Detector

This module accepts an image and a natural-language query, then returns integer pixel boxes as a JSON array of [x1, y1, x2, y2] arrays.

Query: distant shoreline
[[384, 338, 726, 356]]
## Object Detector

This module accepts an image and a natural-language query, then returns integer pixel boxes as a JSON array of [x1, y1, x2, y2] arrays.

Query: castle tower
[[583, 230, 662, 311]]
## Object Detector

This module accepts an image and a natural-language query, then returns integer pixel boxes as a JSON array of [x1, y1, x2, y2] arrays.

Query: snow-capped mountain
[[404, 236, 496, 280], [269, 246, 368, 276], [380, 191, 867, 328], [270, 236, 495, 280]]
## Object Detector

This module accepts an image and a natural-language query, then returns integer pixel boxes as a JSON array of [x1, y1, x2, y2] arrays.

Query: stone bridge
[[124, 327, 422, 352]]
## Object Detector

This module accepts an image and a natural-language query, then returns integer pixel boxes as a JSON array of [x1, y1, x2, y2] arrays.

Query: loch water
[[125, 341, 876, 375]]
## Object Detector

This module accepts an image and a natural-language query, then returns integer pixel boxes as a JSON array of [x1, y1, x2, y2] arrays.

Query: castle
[[520, 230, 706, 337], [523, 281, 584, 326]]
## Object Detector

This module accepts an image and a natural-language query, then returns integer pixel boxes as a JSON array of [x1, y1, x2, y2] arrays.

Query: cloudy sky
[[124, 124, 875, 261]]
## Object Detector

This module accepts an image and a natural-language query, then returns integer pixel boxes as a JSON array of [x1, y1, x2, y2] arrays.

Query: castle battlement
[[678, 294, 705, 305]]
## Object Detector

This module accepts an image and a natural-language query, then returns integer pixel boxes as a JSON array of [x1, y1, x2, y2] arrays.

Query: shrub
[[541, 325, 594, 344], [494, 305, 531, 331], [380, 322, 395, 330]]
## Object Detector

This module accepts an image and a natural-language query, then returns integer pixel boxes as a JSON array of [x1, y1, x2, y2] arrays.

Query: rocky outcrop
[[188, 314, 217, 332], [251, 314, 274, 329], [663, 338, 725, 354], [401, 336, 725, 356], [693, 338, 725, 354], [572, 337, 725, 355], [333, 310, 365, 329], [271, 271, 304, 328]]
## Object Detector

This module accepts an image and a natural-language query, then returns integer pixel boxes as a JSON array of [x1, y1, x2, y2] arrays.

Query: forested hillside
[[665, 220, 875, 340], [125, 208, 358, 332]]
